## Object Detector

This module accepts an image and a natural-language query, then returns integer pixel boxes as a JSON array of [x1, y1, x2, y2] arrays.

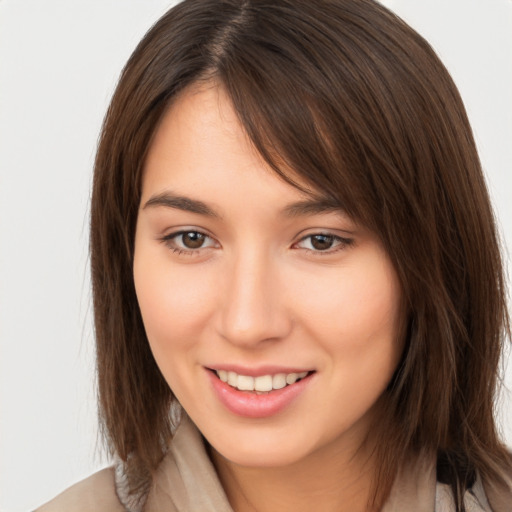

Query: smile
[[215, 370, 309, 393], [208, 368, 315, 418]]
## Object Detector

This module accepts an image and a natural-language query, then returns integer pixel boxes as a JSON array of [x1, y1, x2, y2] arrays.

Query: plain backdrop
[[0, 1, 511, 511]]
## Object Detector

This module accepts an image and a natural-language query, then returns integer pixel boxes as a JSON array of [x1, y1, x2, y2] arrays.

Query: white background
[[0, 1, 511, 511]]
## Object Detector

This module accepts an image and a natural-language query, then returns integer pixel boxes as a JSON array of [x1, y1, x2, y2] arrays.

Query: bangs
[[200, 0, 431, 237]]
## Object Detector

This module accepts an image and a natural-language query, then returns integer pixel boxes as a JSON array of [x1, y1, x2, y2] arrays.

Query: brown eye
[[310, 234, 335, 251], [295, 233, 353, 254], [161, 230, 217, 254], [181, 231, 206, 249]]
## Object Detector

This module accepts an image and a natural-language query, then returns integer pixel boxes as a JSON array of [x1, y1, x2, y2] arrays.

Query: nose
[[216, 250, 292, 348]]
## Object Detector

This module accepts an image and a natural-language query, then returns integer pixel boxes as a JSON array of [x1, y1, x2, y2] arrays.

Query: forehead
[[141, 83, 342, 215], [144, 83, 257, 183]]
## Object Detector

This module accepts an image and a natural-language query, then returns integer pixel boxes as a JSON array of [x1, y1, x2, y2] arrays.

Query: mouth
[[210, 369, 314, 394], [206, 367, 315, 418]]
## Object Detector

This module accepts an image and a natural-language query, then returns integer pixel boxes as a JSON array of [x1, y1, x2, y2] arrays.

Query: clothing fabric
[[36, 415, 511, 512]]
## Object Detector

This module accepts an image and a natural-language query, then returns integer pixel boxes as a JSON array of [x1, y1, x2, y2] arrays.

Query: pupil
[[311, 235, 333, 250], [183, 232, 205, 249]]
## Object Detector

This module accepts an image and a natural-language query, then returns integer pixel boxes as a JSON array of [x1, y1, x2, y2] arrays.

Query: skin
[[133, 83, 404, 512]]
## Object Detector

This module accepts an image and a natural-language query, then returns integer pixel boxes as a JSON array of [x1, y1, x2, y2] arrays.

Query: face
[[133, 84, 403, 469]]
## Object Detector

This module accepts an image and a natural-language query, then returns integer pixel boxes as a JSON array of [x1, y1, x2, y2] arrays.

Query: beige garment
[[35, 415, 510, 512], [35, 467, 125, 512]]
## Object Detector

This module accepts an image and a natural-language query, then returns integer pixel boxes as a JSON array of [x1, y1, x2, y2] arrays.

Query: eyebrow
[[143, 191, 345, 218], [143, 192, 220, 218], [281, 198, 345, 217]]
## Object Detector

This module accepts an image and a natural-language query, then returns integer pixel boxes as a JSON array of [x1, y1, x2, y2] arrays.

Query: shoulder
[[436, 470, 512, 512], [35, 467, 125, 512], [483, 464, 512, 512]]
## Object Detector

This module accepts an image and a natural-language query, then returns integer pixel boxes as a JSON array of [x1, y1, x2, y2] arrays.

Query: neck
[[208, 433, 379, 512]]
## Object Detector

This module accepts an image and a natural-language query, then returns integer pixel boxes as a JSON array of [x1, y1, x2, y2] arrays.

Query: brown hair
[[90, 0, 511, 508]]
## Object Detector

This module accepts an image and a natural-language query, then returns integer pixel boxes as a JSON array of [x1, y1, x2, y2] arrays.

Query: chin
[[201, 420, 323, 469], [213, 441, 308, 469]]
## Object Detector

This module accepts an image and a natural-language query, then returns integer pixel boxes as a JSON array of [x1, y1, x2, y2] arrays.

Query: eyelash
[[294, 233, 354, 255], [160, 230, 217, 256], [159, 230, 354, 256]]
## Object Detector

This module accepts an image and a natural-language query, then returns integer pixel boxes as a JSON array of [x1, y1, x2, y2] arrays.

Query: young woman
[[37, 0, 512, 510]]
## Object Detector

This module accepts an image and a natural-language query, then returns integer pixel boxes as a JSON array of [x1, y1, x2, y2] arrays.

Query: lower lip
[[207, 370, 313, 418]]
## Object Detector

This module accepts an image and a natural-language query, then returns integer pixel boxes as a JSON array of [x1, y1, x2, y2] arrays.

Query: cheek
[[295, 266, 401, 345], [133, 251, 218, 399], [133, 246, 215, 352], [289, 254, 404, 399]]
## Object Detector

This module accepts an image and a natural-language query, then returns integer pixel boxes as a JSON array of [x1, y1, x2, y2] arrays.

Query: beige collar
[[116, 415, 504, 512]]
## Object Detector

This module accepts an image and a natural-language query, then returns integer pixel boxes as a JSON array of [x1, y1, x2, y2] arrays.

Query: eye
[[295, 233, 353, 253], [161, 230, 218, 254]]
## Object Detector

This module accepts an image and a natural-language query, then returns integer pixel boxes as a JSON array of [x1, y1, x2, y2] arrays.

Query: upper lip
[[206, 365, 314, 377]]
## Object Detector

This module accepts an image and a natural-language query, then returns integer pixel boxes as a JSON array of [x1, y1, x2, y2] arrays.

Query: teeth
[[272, 373, 287, 390], [215, 370, 310, 392], [227, 371, 237, 387], [237, 375, 254, 391], [286, 372, 298, 385], [254, 375, 273, 392]]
